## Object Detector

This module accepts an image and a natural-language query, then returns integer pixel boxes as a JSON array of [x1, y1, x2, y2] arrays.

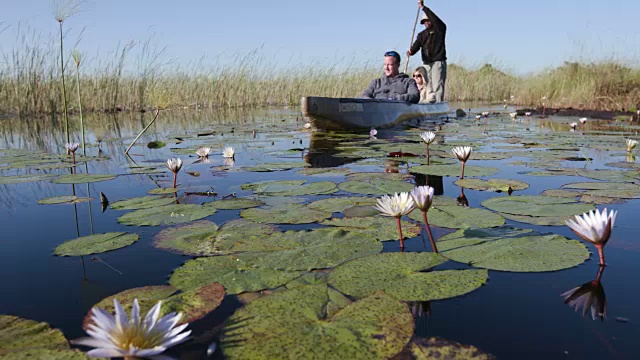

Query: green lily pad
[[393, 337, 495, 360], [147, 187, 178, 195], [562, 182, 640, 199], [242, 162, 309, 172], [241, 203, 331, 224], [408, 206, 505, 229], [51, 174, 117, 184], [577, 169, 640, 182], [541, 189, 581, 199], [0, 349, 94, 359], [438, 227, 590, 272], [454, 178, 529, 192], [321, 216, 421, 241], [343, 205, 380, 217], [147, 141, 166, 149], [481, 195, 594, 217], [37, 196, 93, 205], [307, 196, 377, 213], [82, 283, 224, 330], [241, 180, 305, 192], [339, 179, 413, 195], [217, 228, 383, 271], [328, 253, 487, 301], [220, 285, 413, 360], [169, 253, 305, 294], [345, 172, 413, 181], [410, 164, 499, 177], [117, 204, 216, 226], [0, 315, 69, 355], [296, 167, 352, 176], [203, 198, 264, 210], [153, 219, 278, 256], [110, 196, 176, 210], [54, 232, 139, 256], [500, 213, 571, 226], [252, 180, 338, 196], [0, 174, 56, 184]]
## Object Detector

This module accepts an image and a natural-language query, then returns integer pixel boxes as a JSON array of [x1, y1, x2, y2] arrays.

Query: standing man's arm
[[407, 33, 423, 58], [420, 1, 446, 32]]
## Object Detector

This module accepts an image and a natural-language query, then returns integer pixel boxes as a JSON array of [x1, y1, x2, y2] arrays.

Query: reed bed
[[2, 37, 639, 117]]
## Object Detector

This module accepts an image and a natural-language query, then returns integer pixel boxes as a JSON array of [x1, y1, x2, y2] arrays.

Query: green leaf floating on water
[[454, 178, 529, 192], [146, 141, 166, 149], [328, 253, 487, 301], [0, 174, 56, 184], [0, 349, 95, 359], [577, 169, 640, 182], [37, 195, 93, 205], [338, 178, 413, 195], [0, 315, 69, 355], [153, 219, 278, 256], [296, 167, 352, 176], [117, 204, 216, 226], [241, 203, 331, 224], [54, 232, 139, 256], [110, 196, 176, 210], [562, 181, 640, 199], [481, 195, 594, 217], [169, 253, 305, 294], [243, 180, 338, 196], [307, 196, 377, 213], [321, 216, 421, 241], [51, 174, 117, 184], [82, 283, 224, 330], [408, 206, 505, 229], [438, 227, 590, 272], [203, 198, 264, 210], [393, 337, 496, 360], [242, 161, 309, 172], [147, 187, 178, 195], [220, 285, 414, 360], [345, 172, 414, 181], [410, 164, 499, 177]]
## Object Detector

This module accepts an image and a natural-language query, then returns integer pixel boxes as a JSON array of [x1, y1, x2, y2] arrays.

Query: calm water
[[1, 106, 640, 359]]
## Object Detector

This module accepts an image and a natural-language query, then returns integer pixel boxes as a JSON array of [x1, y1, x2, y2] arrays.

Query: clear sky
[[1, 0, 639, 75]]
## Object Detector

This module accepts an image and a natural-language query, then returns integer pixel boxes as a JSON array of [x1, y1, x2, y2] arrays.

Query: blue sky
[[1, 0, 639, 75]]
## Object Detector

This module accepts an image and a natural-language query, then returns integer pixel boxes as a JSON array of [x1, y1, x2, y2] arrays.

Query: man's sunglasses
[[384, 51, 400, 57]]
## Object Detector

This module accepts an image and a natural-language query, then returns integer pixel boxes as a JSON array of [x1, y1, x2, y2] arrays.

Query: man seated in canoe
[[360, 51, 420, 103]]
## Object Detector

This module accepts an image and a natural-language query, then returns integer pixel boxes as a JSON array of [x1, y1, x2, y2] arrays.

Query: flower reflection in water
[[456, 188, 469, 207], [561, 266, 606, 321], [408, 301, 432, 318]]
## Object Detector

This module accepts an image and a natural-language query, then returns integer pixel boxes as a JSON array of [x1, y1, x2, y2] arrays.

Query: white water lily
[[222, 146, 235, 158], [565, 208, 617, 266], [626, 138, 638, 152], [579, 117, 587, 124], [370, 128, 378, 137], [569, 122, 578, 129], [419, 131, 436, 144], [481, 111, 489, 117], [166, 158, 183, 173], [195, 147, 211, 158], [509, 112, 517, 119], [65, 142, 79, 152], [475, 114, 482, 120], [410, 186, 434, 212], [72, 298, 191, 359], [374, 192, 415, 218], [303, 123, 312, 129], [452, 146, 472, 163], [525, 112, 531, 116]]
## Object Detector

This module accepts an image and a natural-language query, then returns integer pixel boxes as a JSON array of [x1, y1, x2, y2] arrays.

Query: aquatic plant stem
[[74, 63, 85, 155], [425, 144, 430, 165], [595, 244, 606, 266], [421, 211, 438, 253], [59, 21, 70, 145], [71, 152, 76, 164], [125, 109, 160, 154], [460, 161, 466, 179], [395, 216, 405, 248]]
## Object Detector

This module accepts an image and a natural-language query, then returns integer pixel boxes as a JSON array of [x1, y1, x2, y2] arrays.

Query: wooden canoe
[[300, 96, 450, 129]]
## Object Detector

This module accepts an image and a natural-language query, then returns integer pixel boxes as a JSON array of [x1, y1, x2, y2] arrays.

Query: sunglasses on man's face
[[384, 51, 399, 57]]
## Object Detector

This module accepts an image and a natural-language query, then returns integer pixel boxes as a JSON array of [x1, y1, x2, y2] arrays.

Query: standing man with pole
[[406, 1, 447, 103]]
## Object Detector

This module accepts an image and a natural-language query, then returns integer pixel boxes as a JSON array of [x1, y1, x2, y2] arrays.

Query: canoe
[[300, 96, 450, 129]]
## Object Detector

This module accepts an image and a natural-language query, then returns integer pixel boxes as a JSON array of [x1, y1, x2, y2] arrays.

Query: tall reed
[[72, 49, 85, 154]]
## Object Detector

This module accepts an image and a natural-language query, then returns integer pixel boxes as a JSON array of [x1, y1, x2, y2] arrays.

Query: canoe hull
[[301, 96, 450, 129]]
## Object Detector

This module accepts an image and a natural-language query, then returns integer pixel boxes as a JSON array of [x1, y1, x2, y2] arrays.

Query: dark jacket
[[361, 73, 420, 103], [409, 7, 447, 64]]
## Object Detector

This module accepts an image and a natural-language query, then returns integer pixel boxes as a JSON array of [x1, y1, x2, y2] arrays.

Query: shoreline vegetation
[[1, 32, 639, 119]]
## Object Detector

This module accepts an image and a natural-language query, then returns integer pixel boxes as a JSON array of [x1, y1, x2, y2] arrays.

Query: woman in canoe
[[413, 66, 435, 103]]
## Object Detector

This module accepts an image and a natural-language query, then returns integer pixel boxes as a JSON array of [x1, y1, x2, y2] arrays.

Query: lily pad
[[338, 178, 413, 195], [306, 196, 377, 213], [343, 205, 380, 217], [321, 216, 421, 241], [37, 196, 93, 205], [408, 206, 505, 229], [577, 169, 640, 182], [240, 203, 331, 224], [169, 253, 305, 294], [410, 164, 499, 177], [110, 196, 176, 210], [345, 172, 413, 181], [328, 253, 487, 301], [240, 180, 305, 192], [220, 285, 413, 360], [246, 180, 338, 196], [117, 204, 216, 226], [153, 219, 277, 256], [203, 198, 264, 210], [147, 187, 178, 195], [500, 213, 571, 226], [0, 315, 69, 355], [454, 178, 529, 192], [216, 228, 383, 271], [51, 174, 117, 184], [0, 174, 56, 184], [54, 232, 139, 256], [0, 349, 94, 359], [392, 337, 495, 360], [147, 141, 166, 149], [242, 162, 309, 172], [562, 182, 640, 199], [296, 167, 352, 176], [481, 195, 594, 217], [438, 227, 589, 272]]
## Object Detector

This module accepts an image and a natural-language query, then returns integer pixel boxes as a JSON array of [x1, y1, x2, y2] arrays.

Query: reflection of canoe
[[301, 96, 450, 129]]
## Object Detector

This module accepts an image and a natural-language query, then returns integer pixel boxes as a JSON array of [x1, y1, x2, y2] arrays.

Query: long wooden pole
[[404, 8, 421, 74]]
